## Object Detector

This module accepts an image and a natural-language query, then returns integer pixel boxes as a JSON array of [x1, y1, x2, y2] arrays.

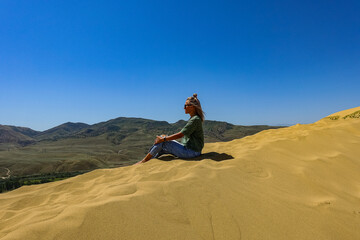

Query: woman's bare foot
[[135, 159, 147, 165], [134, 153, 153, 165]]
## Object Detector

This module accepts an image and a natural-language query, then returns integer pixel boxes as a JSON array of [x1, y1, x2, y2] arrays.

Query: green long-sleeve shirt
[[180, 115, 204, 152]]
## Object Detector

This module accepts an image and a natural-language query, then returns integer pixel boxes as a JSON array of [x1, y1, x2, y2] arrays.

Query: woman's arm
[[165, 132, 184, 141], [155, 132, 184, 144]]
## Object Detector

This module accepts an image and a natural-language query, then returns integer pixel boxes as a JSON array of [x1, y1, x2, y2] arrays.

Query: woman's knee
[[151, 141, 175, 154], [152, 142, 164, 148]]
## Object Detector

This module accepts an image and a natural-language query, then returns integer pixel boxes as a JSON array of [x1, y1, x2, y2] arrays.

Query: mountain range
[[0, 117, 284, 176]]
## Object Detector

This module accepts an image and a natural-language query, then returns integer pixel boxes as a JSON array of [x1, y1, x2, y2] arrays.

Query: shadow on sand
[[157, 152, 234, 162]]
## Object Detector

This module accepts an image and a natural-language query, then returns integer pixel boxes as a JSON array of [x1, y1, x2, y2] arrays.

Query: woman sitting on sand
[[135, 93, 205, 164]]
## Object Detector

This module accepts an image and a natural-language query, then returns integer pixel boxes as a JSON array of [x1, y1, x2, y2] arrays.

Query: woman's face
[[184, 100, 194, 114]]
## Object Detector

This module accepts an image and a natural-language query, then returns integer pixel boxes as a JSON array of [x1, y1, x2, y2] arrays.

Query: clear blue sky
[[1, 0, 359, 131]]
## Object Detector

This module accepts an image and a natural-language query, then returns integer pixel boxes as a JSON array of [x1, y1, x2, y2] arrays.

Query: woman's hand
[[154, 135, 166, 144]]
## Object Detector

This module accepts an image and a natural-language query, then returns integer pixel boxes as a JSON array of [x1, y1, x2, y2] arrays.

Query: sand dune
[[1, 107, 360, 240]]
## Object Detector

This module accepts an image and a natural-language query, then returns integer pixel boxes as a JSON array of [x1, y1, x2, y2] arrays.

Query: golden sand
[[0, 107, 360, 240]]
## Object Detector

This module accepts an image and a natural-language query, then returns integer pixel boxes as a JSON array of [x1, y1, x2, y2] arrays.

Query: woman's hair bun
[[193, 93, 198, 98]]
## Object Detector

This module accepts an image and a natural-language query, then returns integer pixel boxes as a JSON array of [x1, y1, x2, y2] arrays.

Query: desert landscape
[[0, 119, 282, 193], [0, 106, 359, 239]]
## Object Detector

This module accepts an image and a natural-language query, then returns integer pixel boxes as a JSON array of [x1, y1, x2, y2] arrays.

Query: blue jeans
[[148, 140, 201, 159]]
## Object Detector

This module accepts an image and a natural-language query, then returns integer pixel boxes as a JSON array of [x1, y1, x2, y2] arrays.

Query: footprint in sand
[[239, 161, 272, 179], [317, 201, 331, 207]]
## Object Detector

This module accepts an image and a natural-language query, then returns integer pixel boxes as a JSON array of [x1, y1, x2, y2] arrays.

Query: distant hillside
[[0, 117, 284, 176], [0, 122, 89, 144], [0, 125, 38, 146], [71, 117, 283, 145], [34, 122, 90, 141], [1, 118, 283, 145]]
